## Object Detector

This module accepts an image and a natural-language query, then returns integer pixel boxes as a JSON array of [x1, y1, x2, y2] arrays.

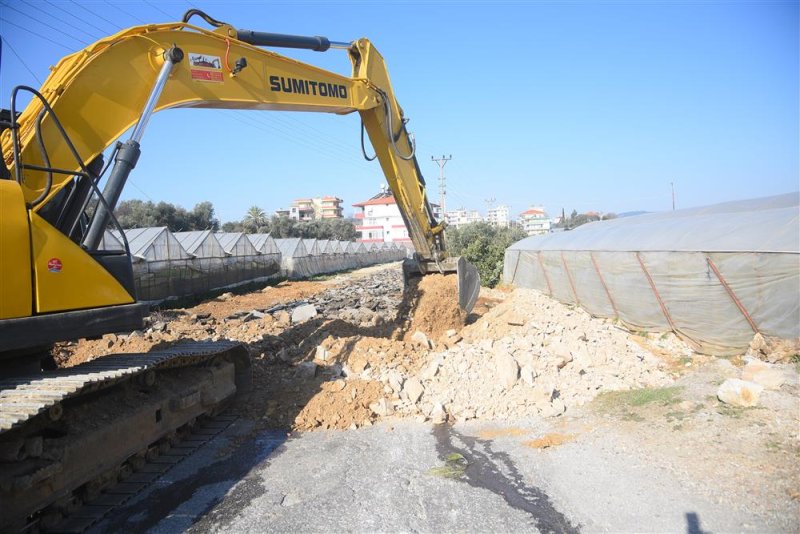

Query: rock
[[411, 330, 432, 349], [242, 310, 266, 322], [387, 371, 404, 393], [430, 402, 447, 424], [403, 378, 425, 404], [274, 311, 291, 327], [741, 361, 787, 390], [291, 304, 318, 324], [520, 365, 536, 386], [495, 351, 519, 388], [296, 362, 317, 379], [445, 329, 458, 338], [218, 292, 234, 301], [421, 359, 441, 381], [369, 398, 394, 417], [506, 312, 526, 326], [717, 379, 763, 407], [277, 347, 292, 363], [315, 346, 330, 362]]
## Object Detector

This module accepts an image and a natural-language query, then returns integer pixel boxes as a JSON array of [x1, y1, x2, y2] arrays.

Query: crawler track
[[0, 341, 251, 531]]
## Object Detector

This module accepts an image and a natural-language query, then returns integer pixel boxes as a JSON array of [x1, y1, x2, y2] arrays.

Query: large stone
[[291, 304, 318, 324], [741, 360, 787, 390], [403, 377, 425, 404], [429, 402, 447, 424], [717, 379, 763, 407], [520, 365, 536, 387], [411, 331, 432, 349], [421, 359, 441, 380], [495, 351, 519, 388], [369, 398, 394, 417], [315, 346, 331, 362], [296, 361, 317, 380]]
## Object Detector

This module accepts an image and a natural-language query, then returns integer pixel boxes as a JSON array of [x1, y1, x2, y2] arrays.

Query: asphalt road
[[93, 418, 775, 533]]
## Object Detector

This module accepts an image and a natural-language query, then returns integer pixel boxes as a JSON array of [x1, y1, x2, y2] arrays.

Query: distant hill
[[617, 210, 650, 218]]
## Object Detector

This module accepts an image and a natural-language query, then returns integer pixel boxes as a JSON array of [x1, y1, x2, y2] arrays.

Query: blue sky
[[1, 1, 797, 223]]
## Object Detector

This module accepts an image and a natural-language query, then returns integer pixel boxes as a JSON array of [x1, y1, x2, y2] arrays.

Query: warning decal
[[47, 258, 62, 273], [189, 52, 223, 83], [191, 70, 224, 82]]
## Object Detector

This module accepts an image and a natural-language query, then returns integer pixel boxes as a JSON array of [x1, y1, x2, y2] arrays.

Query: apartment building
[[519, 206, 552, 235], [275, 196, 344, 221], [486, 205, 510, 228], [352, 190, 409, 243], [446, 207, 483, 229]]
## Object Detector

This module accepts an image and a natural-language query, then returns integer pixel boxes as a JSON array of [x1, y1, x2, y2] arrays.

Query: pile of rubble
[[56, 264, 684, 431]]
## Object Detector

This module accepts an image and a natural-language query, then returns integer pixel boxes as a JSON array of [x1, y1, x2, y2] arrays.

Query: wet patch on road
[[432, 424, 579, 534]]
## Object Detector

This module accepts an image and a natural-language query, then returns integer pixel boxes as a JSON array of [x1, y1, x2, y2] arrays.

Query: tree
[[189, 201, 219, 231], [446, 222, 527, 288], [114, 199, 219, 231], [243, 205, 268, 233]]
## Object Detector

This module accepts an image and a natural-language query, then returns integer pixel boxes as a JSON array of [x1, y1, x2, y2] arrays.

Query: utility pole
[[431, 154, 452, 220], [671, 182, 676, 211]]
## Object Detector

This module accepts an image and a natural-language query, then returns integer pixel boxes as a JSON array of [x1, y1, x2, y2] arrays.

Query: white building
[[486, 205, 510, 228], [446, 207, 482, 228], [519, 206, 552, 235], [275, 196, 344, 221], [353, 189, 411, 244]]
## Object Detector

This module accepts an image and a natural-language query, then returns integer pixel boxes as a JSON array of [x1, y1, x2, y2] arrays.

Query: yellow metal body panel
[[30, 214, 134, 313], [0, 181, 32, 319]]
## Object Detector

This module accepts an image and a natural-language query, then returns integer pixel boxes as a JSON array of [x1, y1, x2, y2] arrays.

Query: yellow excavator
[[0, 9, 480, 530]]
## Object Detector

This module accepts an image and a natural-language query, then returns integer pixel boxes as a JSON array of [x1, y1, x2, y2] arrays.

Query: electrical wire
[[0, 3, 91, 47], [67, 0, 121, 32], [42, 0, 108, 37], [101, 0, 148, 25], [18, 0, 101, 42], [0, 18, 75, 51], [0, 36, 42, 85], [142, 0, 178, 21]]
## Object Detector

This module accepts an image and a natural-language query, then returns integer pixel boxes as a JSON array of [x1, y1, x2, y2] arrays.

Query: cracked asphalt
[[92, 418, 774, 533]]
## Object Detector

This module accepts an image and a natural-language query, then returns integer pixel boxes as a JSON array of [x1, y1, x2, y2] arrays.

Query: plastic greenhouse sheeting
[[503, 193, 800, 355]]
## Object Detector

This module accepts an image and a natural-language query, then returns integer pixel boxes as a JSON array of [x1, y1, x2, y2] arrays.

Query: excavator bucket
[[457, 256, 481, 314]]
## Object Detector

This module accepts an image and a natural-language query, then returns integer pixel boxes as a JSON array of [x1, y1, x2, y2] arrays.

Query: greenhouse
[[114, 227, 194, 300], [174, 230, 227, 294], [503, 193, 800, 355]]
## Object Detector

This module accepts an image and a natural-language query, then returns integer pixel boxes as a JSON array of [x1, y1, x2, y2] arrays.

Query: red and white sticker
[[189, 52, 223, 83], [47, 258, 62, 273]]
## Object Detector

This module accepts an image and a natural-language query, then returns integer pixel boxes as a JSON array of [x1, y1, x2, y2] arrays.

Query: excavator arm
[[0, 11, 479, 348]]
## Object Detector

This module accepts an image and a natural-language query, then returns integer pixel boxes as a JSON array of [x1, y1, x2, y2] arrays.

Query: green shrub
[[446, 222, 527, 288]]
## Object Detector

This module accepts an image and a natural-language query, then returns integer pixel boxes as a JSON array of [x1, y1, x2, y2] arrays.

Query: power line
[[19, 0, 100, 42], [42, 0, 109, 37], [1, 36, 42, 85], [102, 0, 148, 25], [0, 18, 75, 51], [67, 0, 120, 32], [142, 0, 179, 21], [0, 3, 90, 47]]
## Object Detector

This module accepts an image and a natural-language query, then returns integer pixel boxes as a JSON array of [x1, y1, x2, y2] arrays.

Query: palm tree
[[243, 205, 267, 233]]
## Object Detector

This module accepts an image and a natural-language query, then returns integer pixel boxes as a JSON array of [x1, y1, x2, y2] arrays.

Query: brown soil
[[402, 274, 466, 341], [523, 432, 576, 449]]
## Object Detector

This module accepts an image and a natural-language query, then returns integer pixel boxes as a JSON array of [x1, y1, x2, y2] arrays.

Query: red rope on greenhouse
[[635, 252, 677, 332], [561, 251, 580, 305], [590, 252, 619, 318], [706, 256, 760, 334]]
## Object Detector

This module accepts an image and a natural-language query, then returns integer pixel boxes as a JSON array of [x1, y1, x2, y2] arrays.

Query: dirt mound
[[402, 274, 466, 341]]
